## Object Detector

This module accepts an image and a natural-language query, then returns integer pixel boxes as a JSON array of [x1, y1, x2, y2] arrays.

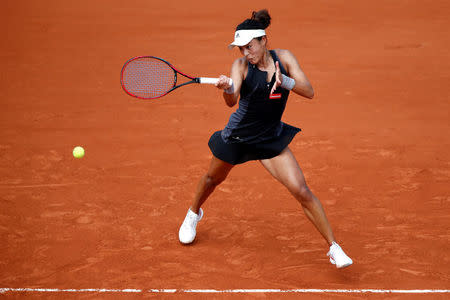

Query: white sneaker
[[178, 208, 203, 244], [327, 242, 353, 268]]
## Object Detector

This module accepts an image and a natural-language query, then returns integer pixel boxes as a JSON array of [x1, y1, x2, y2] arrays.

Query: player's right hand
[[215, 75, 232, 90]]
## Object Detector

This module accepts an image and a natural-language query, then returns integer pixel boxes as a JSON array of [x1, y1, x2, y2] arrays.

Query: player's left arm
[[277, 49, 314, 99]]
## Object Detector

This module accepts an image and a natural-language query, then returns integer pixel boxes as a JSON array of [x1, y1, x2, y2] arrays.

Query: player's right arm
[[216, 58, 246, 107]]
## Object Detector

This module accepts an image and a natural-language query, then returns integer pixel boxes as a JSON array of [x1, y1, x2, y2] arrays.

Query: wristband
[[281, 74, 295, 90], [224, 81, 235, 94]]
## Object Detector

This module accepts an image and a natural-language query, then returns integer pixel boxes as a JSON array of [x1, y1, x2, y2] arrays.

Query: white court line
[[0, 183, 88, 189], [0, 288, 449, 294]]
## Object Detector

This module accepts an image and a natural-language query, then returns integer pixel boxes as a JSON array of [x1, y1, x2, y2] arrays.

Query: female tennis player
[[179, 9, 352, 268]]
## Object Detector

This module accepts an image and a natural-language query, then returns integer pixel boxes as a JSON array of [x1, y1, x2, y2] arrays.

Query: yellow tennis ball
[[73, 146, 85, 158]]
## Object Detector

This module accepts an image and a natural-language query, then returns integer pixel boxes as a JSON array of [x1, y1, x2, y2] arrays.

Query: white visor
[[228, 29, 266, 49]]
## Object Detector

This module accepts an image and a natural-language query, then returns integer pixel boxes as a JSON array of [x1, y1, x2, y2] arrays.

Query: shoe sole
[[336, 262, 353, 269], [179, 240, 194, 245]]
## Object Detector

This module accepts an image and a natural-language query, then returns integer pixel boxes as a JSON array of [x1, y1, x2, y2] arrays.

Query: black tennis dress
[[208, 50, 301, 165]]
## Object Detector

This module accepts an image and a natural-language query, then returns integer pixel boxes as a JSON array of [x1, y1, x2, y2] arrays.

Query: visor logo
[[235, 33, 240, 38]]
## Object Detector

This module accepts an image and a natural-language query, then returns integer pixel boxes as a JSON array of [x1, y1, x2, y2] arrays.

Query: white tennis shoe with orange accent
[[178, 208, 203, 244], [327, 242, 353, 268]]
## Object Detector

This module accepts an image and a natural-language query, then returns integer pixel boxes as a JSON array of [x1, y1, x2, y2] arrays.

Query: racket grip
[[199, 77, 233, 86]]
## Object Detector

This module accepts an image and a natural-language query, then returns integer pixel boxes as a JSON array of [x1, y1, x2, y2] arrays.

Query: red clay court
[[1, 0, 449, 299]]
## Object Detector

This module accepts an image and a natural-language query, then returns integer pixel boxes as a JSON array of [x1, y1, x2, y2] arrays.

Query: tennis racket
[[120, 56, 233, 99]]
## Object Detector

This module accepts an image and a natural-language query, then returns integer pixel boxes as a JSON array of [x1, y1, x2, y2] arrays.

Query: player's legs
[[259, 147, 335, 246], [179, 156, 233, 244], [190, 155, 234, 214]]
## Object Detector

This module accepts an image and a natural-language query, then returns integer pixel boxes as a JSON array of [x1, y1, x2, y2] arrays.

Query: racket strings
[[122, 58, 175, 98]]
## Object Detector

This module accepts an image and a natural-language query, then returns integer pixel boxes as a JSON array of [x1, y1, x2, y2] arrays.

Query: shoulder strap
[[270, 50, 287, 75]]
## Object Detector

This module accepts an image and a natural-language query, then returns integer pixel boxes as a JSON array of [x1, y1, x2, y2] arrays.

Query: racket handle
[[199, 77, 233, 86]]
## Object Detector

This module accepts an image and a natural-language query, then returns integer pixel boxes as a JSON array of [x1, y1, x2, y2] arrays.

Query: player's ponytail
[[251, 9, 271, 29], [236, 9, 271, 31]]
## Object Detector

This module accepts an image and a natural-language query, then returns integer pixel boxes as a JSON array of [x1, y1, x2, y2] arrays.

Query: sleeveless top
[[221, 50, 291, 144]]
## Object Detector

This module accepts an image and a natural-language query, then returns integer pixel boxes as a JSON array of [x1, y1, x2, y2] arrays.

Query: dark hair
[[236, 9, 271, 31]]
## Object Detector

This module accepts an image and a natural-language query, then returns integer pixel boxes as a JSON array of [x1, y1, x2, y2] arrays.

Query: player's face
[[239, 37, 266, 65]]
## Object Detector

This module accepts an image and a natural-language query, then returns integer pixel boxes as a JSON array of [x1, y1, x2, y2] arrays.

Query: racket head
[[120, 56, 177, 99]]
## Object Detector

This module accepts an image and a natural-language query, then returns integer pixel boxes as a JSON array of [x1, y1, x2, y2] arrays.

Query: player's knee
[[205, 173, 226, 187], [292, 184, 313, 203]]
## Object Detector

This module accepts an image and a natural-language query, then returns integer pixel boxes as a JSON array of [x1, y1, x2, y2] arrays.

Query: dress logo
[[269, 93, 282, 100]]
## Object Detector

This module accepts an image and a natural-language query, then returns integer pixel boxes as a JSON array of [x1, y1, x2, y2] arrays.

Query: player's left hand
[[270, 61, 282, 95]]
